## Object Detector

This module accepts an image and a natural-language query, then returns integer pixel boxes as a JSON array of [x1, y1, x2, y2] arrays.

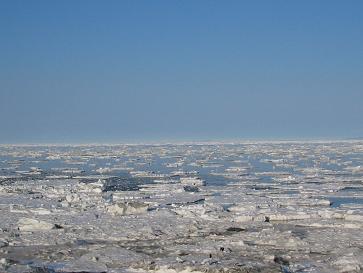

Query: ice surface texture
[[0, 141, 363, 272]]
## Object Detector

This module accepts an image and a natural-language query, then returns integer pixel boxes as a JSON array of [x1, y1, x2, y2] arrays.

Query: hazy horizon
[[1, 136, 363, 146]]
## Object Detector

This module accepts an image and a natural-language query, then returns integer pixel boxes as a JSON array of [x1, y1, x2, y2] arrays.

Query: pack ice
[[0, 141, 363, 272]]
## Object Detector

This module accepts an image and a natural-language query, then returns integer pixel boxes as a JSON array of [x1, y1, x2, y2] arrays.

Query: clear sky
[[0, 1, 362, 143]]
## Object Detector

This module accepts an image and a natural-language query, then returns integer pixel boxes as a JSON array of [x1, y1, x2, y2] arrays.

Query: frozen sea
[[0, 141, 363, 272]]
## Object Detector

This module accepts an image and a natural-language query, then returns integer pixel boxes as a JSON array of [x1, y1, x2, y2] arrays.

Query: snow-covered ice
[[0, 141, 363, 272]]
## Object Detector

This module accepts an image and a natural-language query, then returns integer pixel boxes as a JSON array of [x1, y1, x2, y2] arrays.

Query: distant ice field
[[1, 141, 362, 207]]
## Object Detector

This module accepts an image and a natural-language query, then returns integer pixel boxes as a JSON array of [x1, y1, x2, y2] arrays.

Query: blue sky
[[0, 1, 362, 143]]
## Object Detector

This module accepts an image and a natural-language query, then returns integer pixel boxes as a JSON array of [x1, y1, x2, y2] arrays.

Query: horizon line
[[0, 137, 362, 146]]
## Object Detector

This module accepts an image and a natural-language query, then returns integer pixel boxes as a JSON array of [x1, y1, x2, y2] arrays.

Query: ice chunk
[[180, 177, 206, 186], [107, 202, 149, 216], [17, 218, 54, 231]]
